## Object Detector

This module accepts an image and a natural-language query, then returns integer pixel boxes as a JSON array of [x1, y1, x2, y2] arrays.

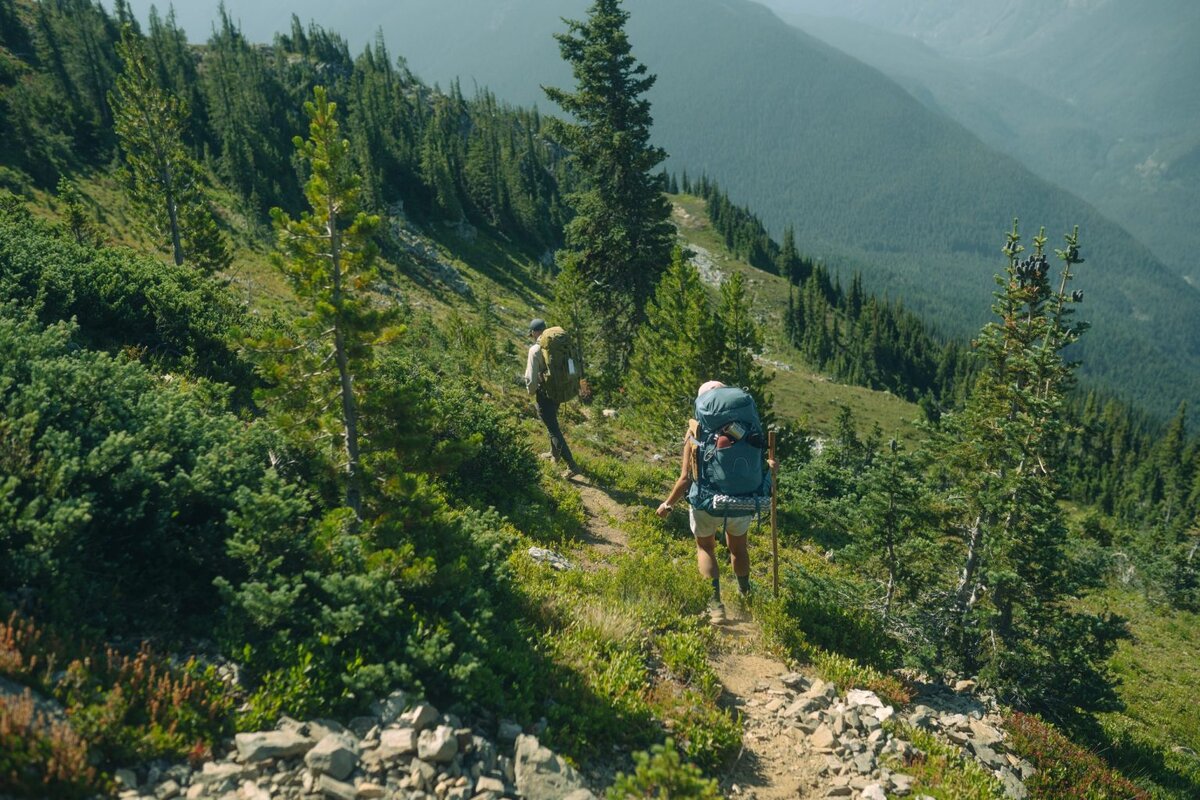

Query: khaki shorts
[[689, 508, 753, 540]]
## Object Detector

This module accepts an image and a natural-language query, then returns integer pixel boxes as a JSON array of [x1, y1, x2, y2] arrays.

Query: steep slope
[[125, 0, 1200, 417], [762, 0, 1200, 285]]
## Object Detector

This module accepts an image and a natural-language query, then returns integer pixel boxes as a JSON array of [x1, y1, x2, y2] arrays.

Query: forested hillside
[[1, 1, 1199, 799], [122, 0, 1200, 418], [762, 0, 1200, 289]]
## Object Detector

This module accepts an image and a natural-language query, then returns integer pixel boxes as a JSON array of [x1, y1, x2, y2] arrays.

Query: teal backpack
[[687, 387, 771, 517]]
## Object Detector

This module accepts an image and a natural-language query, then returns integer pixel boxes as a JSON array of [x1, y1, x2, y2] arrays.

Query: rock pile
[[745, 672, 1033, 800], [902, 682, 1036, 800], [115, 692, 597, 800]]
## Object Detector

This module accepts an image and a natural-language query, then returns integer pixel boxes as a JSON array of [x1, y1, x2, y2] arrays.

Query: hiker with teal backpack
[[656, 380, 775, 622], [525, 318, 586, 479]]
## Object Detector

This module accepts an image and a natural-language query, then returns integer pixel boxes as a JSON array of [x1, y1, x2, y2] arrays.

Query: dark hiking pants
[[535, 392, 577, 470]]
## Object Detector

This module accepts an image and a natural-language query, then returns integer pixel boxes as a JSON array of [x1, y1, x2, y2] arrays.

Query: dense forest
[[1, 1, 1198, 798]]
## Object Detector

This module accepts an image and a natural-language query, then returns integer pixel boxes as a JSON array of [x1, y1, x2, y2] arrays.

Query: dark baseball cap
[[529, 318, 547, 333]]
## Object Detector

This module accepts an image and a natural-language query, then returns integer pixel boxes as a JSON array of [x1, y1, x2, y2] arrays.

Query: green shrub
[[0, 307, 295, 635], [885, 721, 1005, 800], [607, 738, 720, 799], [0, 199, 250, 389], [1004, 712, 1150, 800], [776, 556, 899, 670], [1, 611, 233, 772], [658, 631, 720, 700], [668, 695, 741, 771]]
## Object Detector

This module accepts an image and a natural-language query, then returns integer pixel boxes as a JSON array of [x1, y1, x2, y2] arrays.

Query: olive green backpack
[[537, 326, 582, 403]]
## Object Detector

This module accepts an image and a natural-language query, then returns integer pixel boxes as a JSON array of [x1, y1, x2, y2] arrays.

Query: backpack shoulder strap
[[686, 419, 701, 481]]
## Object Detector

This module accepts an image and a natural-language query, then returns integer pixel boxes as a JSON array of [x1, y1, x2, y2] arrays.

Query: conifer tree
[[109, 25, 229, 272], [55, 177, 102, 247], [263, 86, 387, 520], [715, 271, 772, 423], [935, 222, 1122, 712], [544, 0, 673, 389], [626, 247, 720, 439]]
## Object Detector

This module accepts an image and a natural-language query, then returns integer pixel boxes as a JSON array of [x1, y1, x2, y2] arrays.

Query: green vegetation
[[1, 2, 1198, 799], [544, 0, 674, 390], [607, 738, 720, 799]]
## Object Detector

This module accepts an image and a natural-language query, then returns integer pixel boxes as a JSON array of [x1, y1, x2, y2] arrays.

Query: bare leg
[[728, 530, 750, 578], [696, 534, 719, 581]]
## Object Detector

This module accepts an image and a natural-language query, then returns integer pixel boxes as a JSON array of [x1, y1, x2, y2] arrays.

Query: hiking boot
[[707, 599, 726, 625], [562, 466, 580, 480]]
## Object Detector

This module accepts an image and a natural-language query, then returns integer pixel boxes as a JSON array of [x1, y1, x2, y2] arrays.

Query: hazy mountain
[[760, 0, 1200, 286], [119, 0, 1200, 414]]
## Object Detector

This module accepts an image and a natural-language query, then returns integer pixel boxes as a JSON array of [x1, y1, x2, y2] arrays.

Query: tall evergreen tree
[[109, 25, 229, 271], [544, 0, 673, 390], [264, 86, 386, 520], [934, 222, 1122, 713]]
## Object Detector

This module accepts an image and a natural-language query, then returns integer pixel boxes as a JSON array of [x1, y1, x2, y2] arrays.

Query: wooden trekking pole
[[769, 430, 779, 598]]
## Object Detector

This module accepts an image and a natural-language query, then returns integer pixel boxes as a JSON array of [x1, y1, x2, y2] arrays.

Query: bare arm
[[656, 435, 694, 517]]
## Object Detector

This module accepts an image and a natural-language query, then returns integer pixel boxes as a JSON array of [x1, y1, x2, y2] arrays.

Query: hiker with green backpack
[[525, 318, 585, 478], [656, 380, 775, 623]]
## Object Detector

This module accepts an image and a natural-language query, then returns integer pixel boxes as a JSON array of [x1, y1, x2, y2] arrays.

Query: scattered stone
[[418, 725, 459, 763], [497, 719, 523, 742], [379, 726, 419, 757], [845, 689, 883, 709], [305, 733, 360, 780], [852, 751, 876, 775], [154, 779, 180, 799], [891, 773, 914, 795], [317, 773, 358, 800], [602, 409, 618, 419], [196, 762, 245, 787], [528, 546, 574, 571], [238, 780, 271, 800], [969, 718, 1005, 749], [971, 742, 1005, 770], [954, 679, 978, 693], [235, 730, 315, 762], [515, 735, 592, 799], [810, 723, 836, 751], [347, 716, 376, 738], [861, 785, 887, 800], [357, 782, 386, 799], [476, 775, 506, 794], [780, 672, 807, 689], [399, 702, 440, 732], [999, 767, 1028, 799]]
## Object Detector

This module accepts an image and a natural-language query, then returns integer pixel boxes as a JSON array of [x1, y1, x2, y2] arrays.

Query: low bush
[[607, 738, 719, 799], [0, 690, 99, 799], [0, 308, 295, 636], [0, 198, 250, 389], [771, 554, 899, 671], [884, 721, 1004, 800], [1003, 712, 1150, 800]]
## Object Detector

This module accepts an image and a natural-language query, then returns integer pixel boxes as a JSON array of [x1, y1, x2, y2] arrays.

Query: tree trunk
[[328, 201, 362, 520]]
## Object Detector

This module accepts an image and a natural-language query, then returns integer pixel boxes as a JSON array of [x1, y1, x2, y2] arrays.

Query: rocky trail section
[[116, 693, 597, 800], [111, 482, 1036, 800]]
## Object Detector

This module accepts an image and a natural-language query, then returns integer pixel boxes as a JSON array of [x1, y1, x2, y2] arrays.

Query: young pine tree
[[626, 247, 720, 440], [715, 271, 772, 425], [935, 221, 1123, 713], [261, 86, 390, 520], [544, 0, 674, 390], [109, 25, 230, 272]]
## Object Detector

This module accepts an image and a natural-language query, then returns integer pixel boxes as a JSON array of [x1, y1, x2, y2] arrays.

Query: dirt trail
[[572, 481, 825, 798], [569, 475, 629, 567]]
